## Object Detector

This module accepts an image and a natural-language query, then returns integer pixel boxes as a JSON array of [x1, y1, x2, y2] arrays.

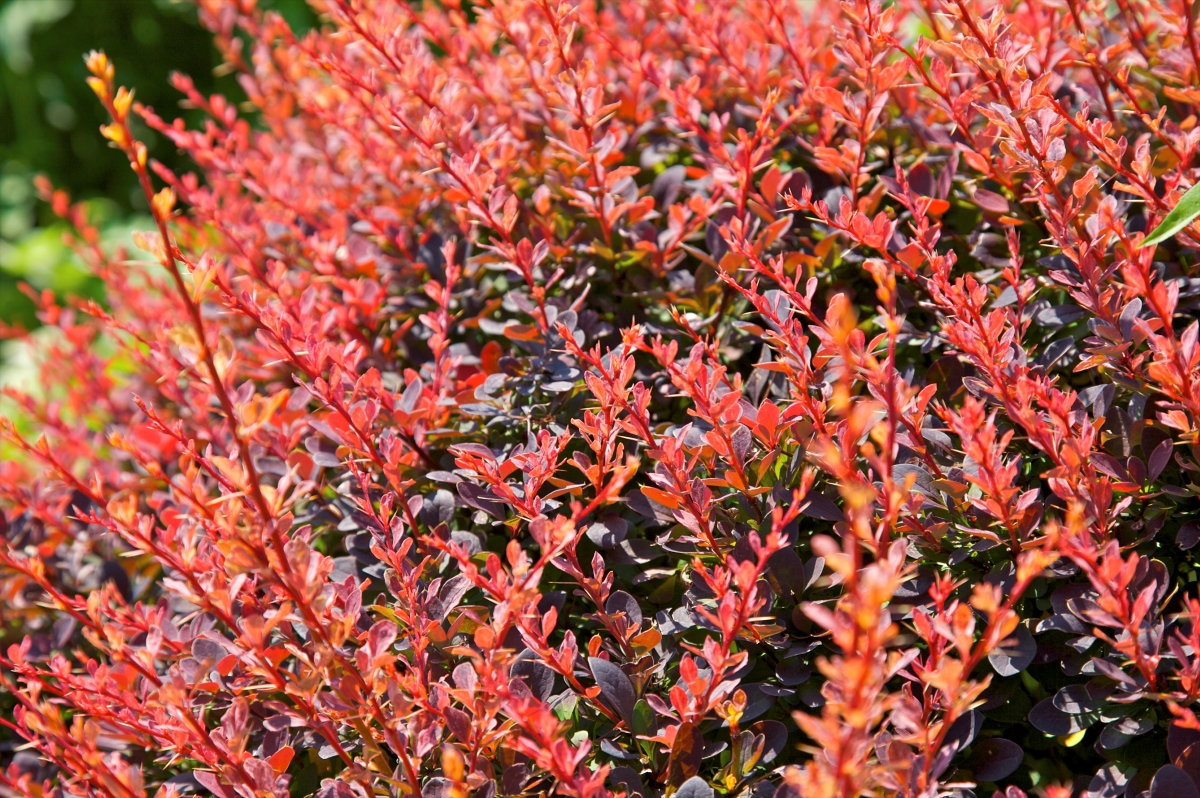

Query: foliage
[[0, 0, 312, 330], [0, 0, 205, 329], [3, 0, 1200, 797]]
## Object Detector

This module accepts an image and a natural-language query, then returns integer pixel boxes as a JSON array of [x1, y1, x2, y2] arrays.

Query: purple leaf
[[988, 624, 1036, 677], [605, 590, 643, 630], [966, 737, 1023, 782], [1029, 697, 1094, 735], [1151, 765, 1200, 798], [586, 517, 628, 548], [750, 720, 788, 763], [1087, 764, 1128, 798], [1149, 438, 1174, 481], [675, 777, 713, 798], [511, 657, 556, 703], [1170, 725, 1200, 763], [799, 492, 843, 522], [973, 188, 1010, 214], [590, 657, 636, 725]]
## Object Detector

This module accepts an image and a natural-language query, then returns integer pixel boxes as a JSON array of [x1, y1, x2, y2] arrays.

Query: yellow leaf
[[1058, 729, 1086, 747], [152, 187, 176, 219], [101, 124, 127, 147], [113, 87, 135, 121], [87, 76, 108, 101]]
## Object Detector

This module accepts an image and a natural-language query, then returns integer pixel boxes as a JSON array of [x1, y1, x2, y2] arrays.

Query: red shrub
[[3, 0, 1200, 796]]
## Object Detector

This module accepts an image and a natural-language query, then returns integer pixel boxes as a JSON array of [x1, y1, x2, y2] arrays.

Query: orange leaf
[[264, 646, 290, 668], [268, 746, 295, 774], [642, 487, 682, 509], [631, 628, 662, 652], [923, 198, 950, 216], [481, 340, 503, 374]]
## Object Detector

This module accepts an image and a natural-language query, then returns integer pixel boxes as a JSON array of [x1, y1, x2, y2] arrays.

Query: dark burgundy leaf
[[1052, 685, 1104, 714], [1078, 383, 1116, 416], [304, 436, 342, 467], [431, 575, 472, 622], [100, 560, 133, 602], [1068, 597, 1122, 628], [51, 616, 77, 649], [586, 517, 628, 548], [1178, 742, 1200, 783], [1092, 452, 1129, 481], [511, 658, 556, 703], [590, 657, 636, 725], [965, 737, 1023, 782], [667, 723, 704, 786], [1170, 725, 1200, 763], [1151, 765, 1200, 798], [422, 778, 453, 798], [1149, 438, 1174, 481], [926, 356, 964, 399], [1128, 455, 1147, 484], [988, 624, 1035, 676], [768, 548, 807, 597], [1037, 304, 1087, 328], [1087, 764, 1129, 798], [1091, 657, 1140, 686], [628, 489, 676, 524], [731, 425, 752, 467], [907, 162, 934, 197], [444, 707, 472, 743], [776, 657, 812, 686], [605, 590, 643, 629], [609, 766, 644, 798], [1036, 337, 1073, 368], [893, 464, 935, 497], [600, 739, 638, 760], [706, 221, 729, 262], [943, 709, 983, 754], [1029, 698, 1093, 735], [1120, 298, 1143, 342], [501, 765, 529, 796], [675, 776, 713, 798], [799, 492, 843, 521], [653, 165, 687, 208], [750, 720, 788, 763]]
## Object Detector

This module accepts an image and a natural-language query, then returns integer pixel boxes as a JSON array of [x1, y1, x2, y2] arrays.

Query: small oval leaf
[[966, 737, 1024, 782], [589, 657, 636, 725], [674, 777, 714, 798], [1151, 765, 1200, 798], [988, 624, 1036, 677]]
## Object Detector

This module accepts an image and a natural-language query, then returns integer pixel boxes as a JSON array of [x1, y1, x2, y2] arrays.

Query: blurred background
[[0, 0, 313, 332]]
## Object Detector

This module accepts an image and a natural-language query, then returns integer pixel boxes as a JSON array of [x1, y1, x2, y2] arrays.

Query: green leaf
[[1142, 182, 1200, 248], [552, 694, 578, 722], [632, 699, 654, 736]]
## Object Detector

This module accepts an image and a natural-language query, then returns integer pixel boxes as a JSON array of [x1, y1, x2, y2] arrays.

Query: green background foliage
[[0, 0, 313, 330]]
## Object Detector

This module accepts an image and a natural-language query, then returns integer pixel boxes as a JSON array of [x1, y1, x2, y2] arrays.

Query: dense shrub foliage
[[6, 0, 1200, 796]]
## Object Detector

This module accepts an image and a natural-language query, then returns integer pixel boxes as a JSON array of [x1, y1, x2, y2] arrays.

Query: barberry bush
[[6, 0, 1200, 795]]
